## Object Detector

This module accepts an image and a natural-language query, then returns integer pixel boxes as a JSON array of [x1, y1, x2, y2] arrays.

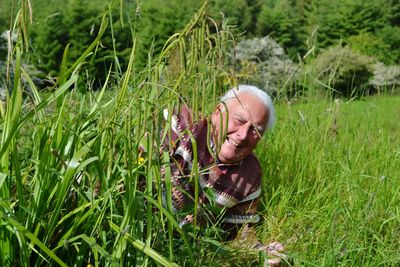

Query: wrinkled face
[[211, 92, 269, 164]]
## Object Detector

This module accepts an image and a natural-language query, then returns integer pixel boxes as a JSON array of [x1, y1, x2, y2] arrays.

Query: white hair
[[220, 85, 276, 131]]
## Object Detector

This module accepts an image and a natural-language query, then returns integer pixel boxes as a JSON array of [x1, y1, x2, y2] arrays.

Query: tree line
[[1, 0, 399, 95]]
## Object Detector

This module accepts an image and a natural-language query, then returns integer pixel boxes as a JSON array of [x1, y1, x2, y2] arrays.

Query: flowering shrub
[[312, 45, 373, 98], [229, 36, 298, 97], [370, 62, 400, 93]]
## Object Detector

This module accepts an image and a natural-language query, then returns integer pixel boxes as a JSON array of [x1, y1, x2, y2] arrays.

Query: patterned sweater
[[162, 106, 262, 226]]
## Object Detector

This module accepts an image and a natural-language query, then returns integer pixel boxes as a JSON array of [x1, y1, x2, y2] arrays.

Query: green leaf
[[0, 210, 68, 267]]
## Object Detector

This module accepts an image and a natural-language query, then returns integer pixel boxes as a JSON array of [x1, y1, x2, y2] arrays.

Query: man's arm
[[223, 199, 287, 266]]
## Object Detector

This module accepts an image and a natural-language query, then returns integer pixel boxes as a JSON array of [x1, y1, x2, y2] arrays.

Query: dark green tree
[[305, 0, 391, 48], [256, 0, 307, 58], [388, 0, 400, 26], [65, 0, 102, 61], [65, 0, 134, 85], [307, 0, 349, 48], [135, 0, 200, 66], [244, 0, 263, 36], [31, 0, 136, 87], [345, 1, 387, 35], [208, 0, 262, 36], [376, 26, 400, 64], [32, 12, 69, 77]]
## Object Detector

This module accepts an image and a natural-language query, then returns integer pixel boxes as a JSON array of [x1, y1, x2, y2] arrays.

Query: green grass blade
[[0, 210, 68, 267], [0, 73, 78, 159], [109, 221, 180, 267]]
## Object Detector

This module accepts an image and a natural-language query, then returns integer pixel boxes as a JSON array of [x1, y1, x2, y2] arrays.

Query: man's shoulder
[[169, 105, 208, 132], [172, 105, 193, 132], [242, 153, 262, 172]]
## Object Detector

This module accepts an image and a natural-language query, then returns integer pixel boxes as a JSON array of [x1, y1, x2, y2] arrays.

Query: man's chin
[[217, 152, 242, 164]]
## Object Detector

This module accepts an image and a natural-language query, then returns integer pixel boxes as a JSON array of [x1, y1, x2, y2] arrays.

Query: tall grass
[[0, 0, 239, 266]]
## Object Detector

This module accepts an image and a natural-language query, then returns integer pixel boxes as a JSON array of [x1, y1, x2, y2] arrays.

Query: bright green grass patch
[[257, 96, 400, 266]]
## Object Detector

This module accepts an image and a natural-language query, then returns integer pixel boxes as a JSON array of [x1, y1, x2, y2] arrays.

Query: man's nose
[[236, 124, 250, 141]]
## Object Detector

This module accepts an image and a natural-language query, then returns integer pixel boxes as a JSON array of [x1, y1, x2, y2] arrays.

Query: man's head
[[211, 85, 275, 164]]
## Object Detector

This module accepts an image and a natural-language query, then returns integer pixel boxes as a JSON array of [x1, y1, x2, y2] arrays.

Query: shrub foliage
[[312, 45, 374, 97]]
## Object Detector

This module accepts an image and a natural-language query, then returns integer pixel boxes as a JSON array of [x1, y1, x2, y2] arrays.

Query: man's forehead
[[228, 103, 266, 131], [227, 95, 261, 112]]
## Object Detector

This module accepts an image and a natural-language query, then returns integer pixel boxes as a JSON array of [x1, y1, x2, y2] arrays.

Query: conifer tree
[[135, 0, 200, 66], [388, 0, 400, 26], [256, 0, 306, 58], [209, 0, 261, 36], [65, 0, 101, 61], [33, 12, 69, 76], [346, 1, 387, 35]]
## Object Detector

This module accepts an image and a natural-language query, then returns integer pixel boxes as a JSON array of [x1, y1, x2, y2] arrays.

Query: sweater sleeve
[[161, 106, 196, 212], [223, 197, 260, 224], [223, 154, 262, 225]]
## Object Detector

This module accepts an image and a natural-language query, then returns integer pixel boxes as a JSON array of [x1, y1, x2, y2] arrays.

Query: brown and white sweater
[[162, 106, 262, 226]]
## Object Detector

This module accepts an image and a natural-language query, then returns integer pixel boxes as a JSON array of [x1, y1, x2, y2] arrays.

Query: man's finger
[[267, 242, 285, 252], [266, 249, 287, 259], [265, 258, 281, 267]]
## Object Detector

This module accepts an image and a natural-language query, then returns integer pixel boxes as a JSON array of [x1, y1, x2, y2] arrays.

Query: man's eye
[[250, 127, 262, 137], [235, 118, 244, 124]]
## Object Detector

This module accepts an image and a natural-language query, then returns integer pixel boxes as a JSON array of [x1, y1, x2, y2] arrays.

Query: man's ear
[[212, 103, 225, 121], [214, 103, 223, 115]]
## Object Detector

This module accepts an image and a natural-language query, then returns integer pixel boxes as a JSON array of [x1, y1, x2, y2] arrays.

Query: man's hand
[[254, 241, 286, 266]]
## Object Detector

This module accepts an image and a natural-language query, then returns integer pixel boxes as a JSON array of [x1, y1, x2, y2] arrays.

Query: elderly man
[[162, 85, 285, 265]]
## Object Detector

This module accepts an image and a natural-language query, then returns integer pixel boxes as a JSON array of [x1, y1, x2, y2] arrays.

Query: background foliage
[[1, 0, 399, 96]]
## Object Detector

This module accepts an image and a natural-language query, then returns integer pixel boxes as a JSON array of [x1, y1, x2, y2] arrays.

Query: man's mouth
[[226, 137, 240, 147]]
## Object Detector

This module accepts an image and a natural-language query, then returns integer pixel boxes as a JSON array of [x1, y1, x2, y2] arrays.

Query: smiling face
[[211, 92, 270, 164]]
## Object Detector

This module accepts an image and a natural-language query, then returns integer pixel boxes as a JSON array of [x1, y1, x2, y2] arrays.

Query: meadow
[[1, 1, 400, 266], [258, 96, 400, 266]]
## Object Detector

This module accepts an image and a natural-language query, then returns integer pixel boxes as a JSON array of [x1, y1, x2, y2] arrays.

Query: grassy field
[[2, 88, 399, 266], [1, 1, 400, 266], [257, 96, 400, 266]]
